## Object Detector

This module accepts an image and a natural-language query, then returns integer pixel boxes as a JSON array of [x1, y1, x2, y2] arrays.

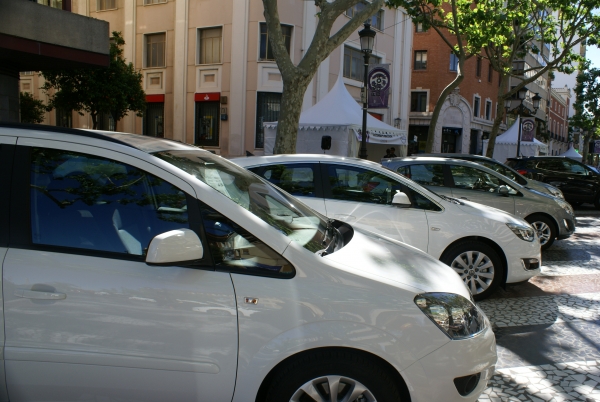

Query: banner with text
[[368, 64, 391, 109]]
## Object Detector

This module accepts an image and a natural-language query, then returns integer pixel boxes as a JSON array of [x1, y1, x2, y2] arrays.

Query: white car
[[234, 154, 542, 300], [0, 124, 495, 402]]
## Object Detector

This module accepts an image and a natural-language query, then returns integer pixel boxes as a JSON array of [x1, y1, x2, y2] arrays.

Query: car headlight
[[556, 199, 574, 216], [546, 185, 564, 199], [506, 222, 535, 242], [414, 293, 487, 340]]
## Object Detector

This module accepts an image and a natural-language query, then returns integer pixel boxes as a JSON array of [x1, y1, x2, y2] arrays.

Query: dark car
[[506, 156, 600, 209]]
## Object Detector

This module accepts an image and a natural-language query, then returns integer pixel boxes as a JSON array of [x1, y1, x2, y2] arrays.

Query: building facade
[[408, 25, 502, 155], [21, 0, 413, 159], [547, 86, 571, 155]]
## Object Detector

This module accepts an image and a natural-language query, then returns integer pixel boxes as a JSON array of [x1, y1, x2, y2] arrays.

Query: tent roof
[[495, 116, 546, 146], [559, 146, 583, 160], [265, 75, 401, 136]]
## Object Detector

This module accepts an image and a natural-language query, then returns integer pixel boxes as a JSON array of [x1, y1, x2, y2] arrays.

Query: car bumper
[[557, 215, 576, 240], [400, 324, 497, 402], [503, 236, 542, 284]]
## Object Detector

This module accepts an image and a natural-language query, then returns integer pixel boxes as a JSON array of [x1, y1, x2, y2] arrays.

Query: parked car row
[[0, 123, 496, 402]]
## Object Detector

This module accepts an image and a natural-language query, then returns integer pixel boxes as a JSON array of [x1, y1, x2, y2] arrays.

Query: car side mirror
[[146, 229, 204, 266], [498, 185, 510, 196], [392, 191, 411, 207]]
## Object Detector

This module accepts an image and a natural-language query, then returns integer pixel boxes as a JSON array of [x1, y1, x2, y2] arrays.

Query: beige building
[[21, 0, 413, 158]]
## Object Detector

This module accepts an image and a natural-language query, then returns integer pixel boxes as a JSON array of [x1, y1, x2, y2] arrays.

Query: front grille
[[454, 373, 481, 396]]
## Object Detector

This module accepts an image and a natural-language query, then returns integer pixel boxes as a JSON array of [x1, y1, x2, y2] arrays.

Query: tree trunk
[[91, 112, 98, 130], [425, 70, 464, 153], [582, 133, 591, 164], [486, 75, 509, 158], [273, 77, 312, 154]]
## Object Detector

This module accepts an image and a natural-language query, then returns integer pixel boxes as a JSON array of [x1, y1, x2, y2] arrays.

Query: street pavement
[[478, 209, 600, 402]]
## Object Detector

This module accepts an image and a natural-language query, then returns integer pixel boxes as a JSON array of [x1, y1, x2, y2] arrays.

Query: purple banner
[[521, 118, 536, 142], [368, 64, 390, 109], [594, 140, 600, 154]]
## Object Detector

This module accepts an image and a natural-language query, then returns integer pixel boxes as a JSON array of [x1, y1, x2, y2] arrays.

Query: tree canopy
[[42, 31, 146, 130], [570, 60, 600, 162], [19, 92, 47, 124]]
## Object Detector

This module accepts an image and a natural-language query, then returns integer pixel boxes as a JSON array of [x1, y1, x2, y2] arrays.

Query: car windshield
[[153, 150, 334, 253]]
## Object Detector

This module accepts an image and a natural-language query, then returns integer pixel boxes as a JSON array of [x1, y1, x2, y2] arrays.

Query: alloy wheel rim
[[290, 375, 376, 402], [450, 251, 495, 295], [532, 221, 551, 245]]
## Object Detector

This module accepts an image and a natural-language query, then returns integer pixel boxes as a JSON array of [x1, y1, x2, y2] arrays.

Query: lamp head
[[359, 23, 376, 53]]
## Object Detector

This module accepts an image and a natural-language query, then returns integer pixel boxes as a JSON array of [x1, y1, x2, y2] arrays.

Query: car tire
[[441, 241, 504, 301], [261, 349, 406, 402], [526, 214, 556, 250]]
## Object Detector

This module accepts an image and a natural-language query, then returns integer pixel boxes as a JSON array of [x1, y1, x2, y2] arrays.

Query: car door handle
[[14, 290, 67, 300]]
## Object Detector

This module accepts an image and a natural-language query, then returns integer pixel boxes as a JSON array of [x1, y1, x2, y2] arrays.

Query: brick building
[[547, 86, 570, 155]]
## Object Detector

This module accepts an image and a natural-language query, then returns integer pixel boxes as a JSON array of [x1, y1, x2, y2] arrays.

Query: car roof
[[506, 156, 568, 161], [412, 153, 497, 162], [231, 154, 387, 169], [0, 122, 198, 154]]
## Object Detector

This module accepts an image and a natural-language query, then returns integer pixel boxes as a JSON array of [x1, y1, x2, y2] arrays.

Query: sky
[[588, 44, 600, 68]]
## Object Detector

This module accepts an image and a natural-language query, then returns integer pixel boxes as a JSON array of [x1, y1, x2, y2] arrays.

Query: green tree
[[19, 92, 47, 124], [483, 0, 600, 158], [263, 0, 397, 154], [42, 31, 146, 130], [570, 60, 600, 163]]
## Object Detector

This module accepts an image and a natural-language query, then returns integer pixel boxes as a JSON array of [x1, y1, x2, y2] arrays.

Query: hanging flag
[[521, 117, 536, 142], [367, 64, 390, 109]]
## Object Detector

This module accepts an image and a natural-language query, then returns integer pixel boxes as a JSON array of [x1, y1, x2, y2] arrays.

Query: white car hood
[[456, 199, 528, 226], [324, 229, 471, 299]]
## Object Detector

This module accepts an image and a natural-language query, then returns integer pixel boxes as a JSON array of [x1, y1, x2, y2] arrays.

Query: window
[[414, 51, 427, 70], [144, 102, 164, 137], [145, 33, 166, 68], [343, 46, 382, 81], [259, 23, 292, 61], [30, 148, 190, 256], [195, 101, 220, 146], [37, 0, 63, 9], [449, 53, 459, 72], [449, 165, 517, 194], [411, 92, 427, 112], [198, 27, 222, 64], [346, 2, 384, 30], [485, 101, 492, 120], [397, 164, 446, 188], [144, 0, 166, 4], [200, 202, 294, 277], [256, 92, 282, 149], [253, 164, 318, 197], [488, 63, 493, 82], [473, 97, 480, 118], [97, 0, 116, 10], [415, 22, 427, 32], [476, 57, 482, 77]]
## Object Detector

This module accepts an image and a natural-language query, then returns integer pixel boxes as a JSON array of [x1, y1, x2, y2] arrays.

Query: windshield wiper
[[436, 193, 464, 205]]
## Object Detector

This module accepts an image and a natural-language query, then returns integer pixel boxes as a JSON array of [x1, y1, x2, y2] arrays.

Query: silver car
[[382, 157, 576, 250], [398, 153, 564, 199]]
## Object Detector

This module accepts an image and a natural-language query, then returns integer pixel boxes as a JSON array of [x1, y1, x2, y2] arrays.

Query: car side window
[[327, 164, 402, 204], [564, 160, 588, 175], [200, 202, 294, 278], [30, 148, 189, 256], [449, 165, 517, 195], [479, 161, 517, 181], [538, 159, 564, 172], [254, 164, 317, 197], [397, 164, 446, 187]]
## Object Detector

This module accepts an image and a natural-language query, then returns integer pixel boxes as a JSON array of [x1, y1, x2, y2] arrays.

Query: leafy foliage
[[19, 92, 47, 124], [41, 32, 146, 130], [570, 60, 600, 162]]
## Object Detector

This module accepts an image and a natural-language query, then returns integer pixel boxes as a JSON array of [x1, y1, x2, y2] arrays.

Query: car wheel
[[526, 215, 556, 250], [441, 241, 503, 301], [262, 349, 406, 402]]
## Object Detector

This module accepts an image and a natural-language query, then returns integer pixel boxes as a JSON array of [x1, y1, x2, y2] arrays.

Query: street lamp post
[[358, 22, 376, 159]]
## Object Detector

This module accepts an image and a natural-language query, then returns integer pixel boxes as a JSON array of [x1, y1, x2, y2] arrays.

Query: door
[[553, 159, 597, 202], [195, 101, 220, 146], [144, 102, 165, 137], [3, 143, 237, 401], [322, 164, 430, 253], [248, 163, 327, 215], [447, 164, 516, 214]]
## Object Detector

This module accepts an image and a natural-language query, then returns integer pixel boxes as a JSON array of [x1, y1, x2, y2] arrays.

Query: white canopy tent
[[482, 116, 548, 163], [559, 146, 583, 161], [263, 75, 407, 161]]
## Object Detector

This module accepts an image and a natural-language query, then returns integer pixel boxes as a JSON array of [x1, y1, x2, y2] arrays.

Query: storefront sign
[[367, 64, 390, 109], [521, 118, 536, 142], [195, 92, 220, 102]]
